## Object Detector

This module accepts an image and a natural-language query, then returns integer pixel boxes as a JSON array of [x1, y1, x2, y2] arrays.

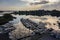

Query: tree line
[[12, 10, 60, 17], [0, 14, 15, 25]]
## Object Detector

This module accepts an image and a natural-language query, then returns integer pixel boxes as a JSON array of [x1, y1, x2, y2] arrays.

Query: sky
[[0, 0, 60, 11]]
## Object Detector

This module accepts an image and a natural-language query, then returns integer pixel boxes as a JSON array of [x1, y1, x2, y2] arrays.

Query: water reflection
[[0, 13, 60, 40], [9, 14, 33, 40], [11, 14, 27, 24]]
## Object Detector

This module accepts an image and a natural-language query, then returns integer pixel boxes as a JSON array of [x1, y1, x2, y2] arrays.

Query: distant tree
[[0, 11, 4, 13], [3, 14, 13, 19], [0, 14, 15, 25], [12, 10, 60, 17]]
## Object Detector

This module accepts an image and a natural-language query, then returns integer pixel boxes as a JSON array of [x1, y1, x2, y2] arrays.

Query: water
[[0, 12, 13, 16], [9, 14, 33, 40], [0, 13, 60, 40], [10, 14, 27, 24]]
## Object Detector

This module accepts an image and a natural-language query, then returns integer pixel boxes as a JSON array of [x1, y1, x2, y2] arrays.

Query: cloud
[[46, 0, 60, 2], [0, 0, 60, 10], [20, 0, 60, 5], [30, 1, 49, 5], [20, 0, 60, 3], [40, 2, 60, 10]]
